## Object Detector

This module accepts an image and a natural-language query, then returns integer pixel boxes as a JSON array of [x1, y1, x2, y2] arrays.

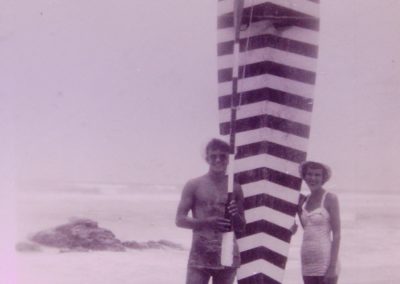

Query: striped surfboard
[[217, 0, 320, 283]]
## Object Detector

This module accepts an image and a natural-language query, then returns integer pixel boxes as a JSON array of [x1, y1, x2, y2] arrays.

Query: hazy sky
[[1, 0, 400, 191]]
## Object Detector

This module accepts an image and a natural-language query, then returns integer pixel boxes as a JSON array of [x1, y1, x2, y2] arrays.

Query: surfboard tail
[[217, 0, 320, 282]]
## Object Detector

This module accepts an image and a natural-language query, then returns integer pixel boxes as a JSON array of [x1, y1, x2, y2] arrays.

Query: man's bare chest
[[194, 182, 228, 207]]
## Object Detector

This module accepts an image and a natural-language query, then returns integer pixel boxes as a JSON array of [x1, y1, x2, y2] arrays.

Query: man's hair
[[205, 138, 230, 155]]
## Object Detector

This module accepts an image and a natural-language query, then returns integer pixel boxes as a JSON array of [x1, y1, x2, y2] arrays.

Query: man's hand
[[227, 200, 239, 216], [204, 216, 231, 232]]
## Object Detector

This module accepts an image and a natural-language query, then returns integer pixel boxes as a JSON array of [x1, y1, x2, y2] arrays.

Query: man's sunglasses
[[209, 154, 229, 161]]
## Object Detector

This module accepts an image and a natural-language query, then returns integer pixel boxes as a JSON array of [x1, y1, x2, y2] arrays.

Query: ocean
[[10, 183, 400, 284]]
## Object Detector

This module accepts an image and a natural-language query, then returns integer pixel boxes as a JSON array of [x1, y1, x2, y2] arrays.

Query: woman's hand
[[290, 221, 298, 235], [324, 264, 337, 282]]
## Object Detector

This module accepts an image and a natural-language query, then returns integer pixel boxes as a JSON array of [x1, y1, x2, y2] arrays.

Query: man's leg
[[186, 267, 211, 284], [303, 276, 325, 284], [212, 267, 236, 284]]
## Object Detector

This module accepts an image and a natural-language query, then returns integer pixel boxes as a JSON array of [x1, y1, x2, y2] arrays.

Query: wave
[[18, 181, 182, 196]]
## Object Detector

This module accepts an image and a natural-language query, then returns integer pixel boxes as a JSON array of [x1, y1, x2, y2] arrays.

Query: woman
[[297, 161, 341, 284]]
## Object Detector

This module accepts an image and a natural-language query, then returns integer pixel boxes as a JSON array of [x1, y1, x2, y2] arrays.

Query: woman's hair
[[300, 161, 331, 184], [205, 138, 230, 155]]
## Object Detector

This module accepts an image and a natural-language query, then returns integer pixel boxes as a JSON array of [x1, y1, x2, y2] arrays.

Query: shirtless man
[[176, 138, 246, 284]]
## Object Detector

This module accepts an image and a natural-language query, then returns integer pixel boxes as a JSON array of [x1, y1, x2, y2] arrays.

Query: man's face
[[206, 149, 229, 174]]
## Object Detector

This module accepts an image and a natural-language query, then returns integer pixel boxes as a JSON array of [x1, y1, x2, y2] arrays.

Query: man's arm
[[176, 180, 232, 232], [175, 181, 201, 230]]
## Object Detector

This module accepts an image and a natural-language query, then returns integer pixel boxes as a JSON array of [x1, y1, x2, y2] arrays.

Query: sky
[[1, 0, 400, 191]]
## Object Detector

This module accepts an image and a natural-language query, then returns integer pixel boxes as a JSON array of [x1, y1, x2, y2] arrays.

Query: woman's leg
[[324, 276, 338, 284], [186, 267, 211, 284]]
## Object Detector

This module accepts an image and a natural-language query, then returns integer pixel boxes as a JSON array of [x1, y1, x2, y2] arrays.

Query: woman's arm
[[325, 192, 341, 279], [297, 194, 307, 229]]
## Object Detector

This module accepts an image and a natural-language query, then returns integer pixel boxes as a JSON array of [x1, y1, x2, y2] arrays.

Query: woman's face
[[304, 167, 324, 191]]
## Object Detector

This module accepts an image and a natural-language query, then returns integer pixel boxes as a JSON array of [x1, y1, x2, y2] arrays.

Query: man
[[176, 138, 246, 284]]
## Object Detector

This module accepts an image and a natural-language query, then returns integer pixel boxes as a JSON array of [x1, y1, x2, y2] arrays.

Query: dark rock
[[28, 217, 184, 252], [146, 241, 163, 249], [122, 241, 144, 249], [158, 239, 185, 250], [30, 218, 125, 251], [15, 242, 41, 252], [122, 240, 185, 250]]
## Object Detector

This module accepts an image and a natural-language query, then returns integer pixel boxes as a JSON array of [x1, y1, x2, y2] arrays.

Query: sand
[[7, 188, 400, 284]]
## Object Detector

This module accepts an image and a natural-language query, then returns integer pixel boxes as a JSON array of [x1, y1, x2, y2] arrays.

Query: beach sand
[[10, 188, 400, 284]]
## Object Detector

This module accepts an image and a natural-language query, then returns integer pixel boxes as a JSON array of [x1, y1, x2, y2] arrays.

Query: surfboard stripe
[[218, 74, 315, 98], [240, 246, 287, 268], [218, 47, 317, 76], [238, 273, 281, 284], [218, 33, 318, 60], [219, 102, 312, 129], [236, 141, 307, 163], [244, 2, 319, 29], [218, 0, 319, 18], [234, 128, 309, 152], [237, 233, 290, 256], [218, 22, 319, 48], [243, 35, 318, 59], [242, 180, 300, 204], [245, 205, 296, 228], [220, 114, 310, 138], [218, 87, 313, 112], [218, 34, 318, 62], [233, 154, 301, 178], [244, 194, 298, 216], [218, 1, 319, 28], [237, 260, 284, 283], [239, 220, 292, 242], [218, 61, 316, 85], [235, 167, 302, 190]]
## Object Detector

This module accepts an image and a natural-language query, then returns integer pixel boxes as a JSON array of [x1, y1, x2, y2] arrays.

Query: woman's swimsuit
[[300, 192, 335, 276]]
